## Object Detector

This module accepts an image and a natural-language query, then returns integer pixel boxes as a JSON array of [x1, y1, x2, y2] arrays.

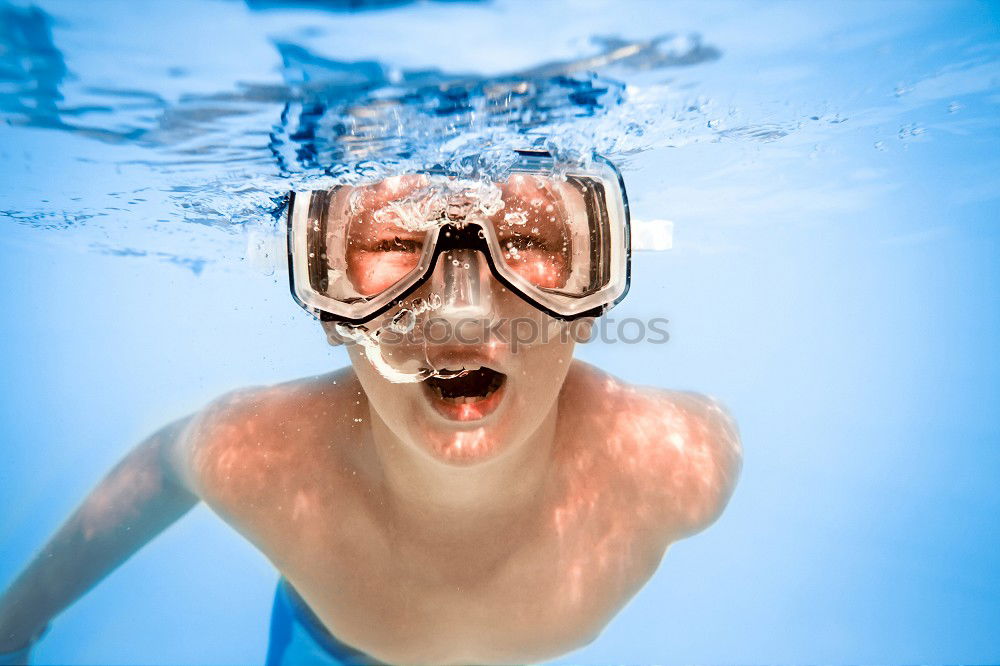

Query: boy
[[0, 152, 740, 665]]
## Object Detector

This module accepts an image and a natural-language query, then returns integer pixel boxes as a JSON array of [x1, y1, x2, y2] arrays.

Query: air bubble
[[504, 211, 528, 226], [390, 309, 416, 334]]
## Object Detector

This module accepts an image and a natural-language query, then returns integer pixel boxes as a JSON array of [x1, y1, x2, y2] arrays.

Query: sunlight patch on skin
[[544, 370, 742, 616], [668, 431, 686, 452], [548, 379, 641, 613], [292, 489, 313, 522], [566, 561, 586, 606], [78, 449, 162, 541], [434, 426, 489, 462], [191, 390, 303, 505], [181, 383, 376, 567]]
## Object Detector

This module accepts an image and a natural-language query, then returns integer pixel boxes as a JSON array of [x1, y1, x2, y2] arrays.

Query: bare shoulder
[[562, 360, 743, 541], [167, 368, 366, 524]]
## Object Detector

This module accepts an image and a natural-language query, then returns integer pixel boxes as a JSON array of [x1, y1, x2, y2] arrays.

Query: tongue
[[427, 367, 503, 399]]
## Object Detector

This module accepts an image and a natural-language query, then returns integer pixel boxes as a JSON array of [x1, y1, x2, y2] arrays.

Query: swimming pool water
[[1, 1, 998, 663]]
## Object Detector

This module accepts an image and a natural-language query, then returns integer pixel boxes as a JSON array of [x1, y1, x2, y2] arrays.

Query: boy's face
[[317, 172, 599, 464], [328, 275, 586, 465]]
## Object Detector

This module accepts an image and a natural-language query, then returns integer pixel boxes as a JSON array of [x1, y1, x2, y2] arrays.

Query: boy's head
[[290, 151, 630, 465]]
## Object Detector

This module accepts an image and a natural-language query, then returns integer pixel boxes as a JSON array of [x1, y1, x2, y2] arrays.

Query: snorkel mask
[[286, 150, 631, 326]]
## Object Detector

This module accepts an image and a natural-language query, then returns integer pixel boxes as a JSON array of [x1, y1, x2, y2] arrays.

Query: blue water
[[1, 0, 998, 663]]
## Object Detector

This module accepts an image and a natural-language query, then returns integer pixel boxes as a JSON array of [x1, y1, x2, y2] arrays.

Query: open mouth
[[423, 366, 507, 421]]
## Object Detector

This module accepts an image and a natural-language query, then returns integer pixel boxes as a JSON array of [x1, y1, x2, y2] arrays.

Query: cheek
[[508, 338, 575, 417], [509, 313, 576, 367]]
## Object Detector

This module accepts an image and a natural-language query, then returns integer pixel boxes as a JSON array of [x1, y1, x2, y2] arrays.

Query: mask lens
[[488, 173, 610, 299], [490, 175, 574, 290], [344, 183, 430, 296], [304, 176, 440, 306]]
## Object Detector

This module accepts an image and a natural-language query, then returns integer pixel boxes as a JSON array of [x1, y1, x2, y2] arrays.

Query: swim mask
[[286, 150, 630, 324]]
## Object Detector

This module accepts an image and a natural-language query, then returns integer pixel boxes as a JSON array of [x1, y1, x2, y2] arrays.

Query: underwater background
[[1, 0, 998, 663]]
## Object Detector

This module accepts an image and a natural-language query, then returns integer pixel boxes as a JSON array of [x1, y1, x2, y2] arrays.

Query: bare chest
[[264, 488, 665, 664]]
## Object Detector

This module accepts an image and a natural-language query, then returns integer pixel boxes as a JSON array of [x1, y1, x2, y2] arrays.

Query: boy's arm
[[0, 416, 200, 653]]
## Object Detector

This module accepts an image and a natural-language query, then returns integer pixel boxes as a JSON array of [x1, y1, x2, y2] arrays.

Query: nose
[[430, 248, 494, 320]]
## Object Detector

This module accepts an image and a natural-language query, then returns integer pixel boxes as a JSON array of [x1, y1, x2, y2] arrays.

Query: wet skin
[[170, 359, 741, 665]]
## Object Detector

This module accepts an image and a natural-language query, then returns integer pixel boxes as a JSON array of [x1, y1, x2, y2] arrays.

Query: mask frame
[[286, 150, 631, 324]]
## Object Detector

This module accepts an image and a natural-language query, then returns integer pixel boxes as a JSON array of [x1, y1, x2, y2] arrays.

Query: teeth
[[433, 392, 474, 405], [440, 364, 482, 375], [430, 386, 500, 404]]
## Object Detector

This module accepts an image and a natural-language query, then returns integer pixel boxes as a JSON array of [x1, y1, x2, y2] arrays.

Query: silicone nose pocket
[[431, 248, 493, 320]]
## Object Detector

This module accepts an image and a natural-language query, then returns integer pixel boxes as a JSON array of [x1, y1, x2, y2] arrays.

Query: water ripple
[[1, 0, 997, 268]]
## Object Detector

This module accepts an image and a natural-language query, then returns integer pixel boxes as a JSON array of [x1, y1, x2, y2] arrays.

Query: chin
[[414, 411, 518, 466], [420, 425, 509, 465], [411, 378, 520, 466]]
